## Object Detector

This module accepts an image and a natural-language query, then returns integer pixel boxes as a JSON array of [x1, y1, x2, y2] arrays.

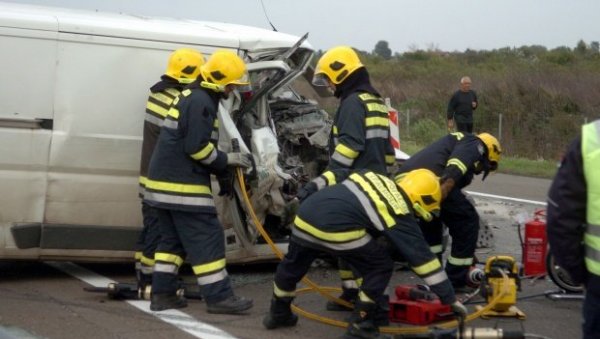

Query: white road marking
[[467, 190, 547, 206], [46, 261, 237, 339]]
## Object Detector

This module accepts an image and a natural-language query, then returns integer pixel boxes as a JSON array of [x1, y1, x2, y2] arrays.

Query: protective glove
[[296, 182, 317, 203], [217, 170, 234, 198], [226, 152, 252, 168], [450, 300, 468, 318]]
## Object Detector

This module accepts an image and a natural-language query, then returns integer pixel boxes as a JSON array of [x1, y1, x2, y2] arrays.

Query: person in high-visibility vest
[[263, 168, 467, 338], [547, 119, 600, 339]]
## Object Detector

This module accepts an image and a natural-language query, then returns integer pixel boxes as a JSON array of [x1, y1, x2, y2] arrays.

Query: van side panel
[[46, 34, 222, 228], [0, 22, 57, 257]]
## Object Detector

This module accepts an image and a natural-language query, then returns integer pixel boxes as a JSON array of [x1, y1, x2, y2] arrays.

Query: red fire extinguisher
[[522, 209, 548, 276]]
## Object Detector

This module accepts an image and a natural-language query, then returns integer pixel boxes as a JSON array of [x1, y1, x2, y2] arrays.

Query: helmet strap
[[200, 81, 224, 92], [413, 203, 433, 222]]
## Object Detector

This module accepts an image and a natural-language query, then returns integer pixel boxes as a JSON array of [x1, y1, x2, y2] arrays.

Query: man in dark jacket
[[447, 76, 478, 133], [398, 132, 501, 290], [263, 168, 467, 339], [135, 48, 205, 291], [547, 119, 600, 339], [144, 50, 253, 313]]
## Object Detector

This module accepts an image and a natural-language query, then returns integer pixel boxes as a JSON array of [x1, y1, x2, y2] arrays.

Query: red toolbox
[[389, 285, 454, 325]]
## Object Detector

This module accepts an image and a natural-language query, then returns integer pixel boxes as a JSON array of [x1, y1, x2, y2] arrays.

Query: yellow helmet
[[312, 46, 364, 86], [395, 169, 441, 222], [477, 133, 502, 170], [165, 48, 205, 83], [200, 50, 249, 92]]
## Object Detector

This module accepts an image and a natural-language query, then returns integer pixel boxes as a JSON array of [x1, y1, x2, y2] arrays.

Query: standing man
[[144, 50, 254, 313], [398, 132, 501, 290], [135, 48, 205, 291], [311, 46, 396, 310], [263, 168, 467, 338], [447, 76, 478, 133], [547, 120, 600, 339]]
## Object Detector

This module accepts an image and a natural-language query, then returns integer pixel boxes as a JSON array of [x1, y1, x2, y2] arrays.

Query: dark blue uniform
[[272, 169, 456, 327], [398, 132, 489, 287], [135, 76, 185, 288], [328, 92, 395, 174], [144, 79, 234, 303]]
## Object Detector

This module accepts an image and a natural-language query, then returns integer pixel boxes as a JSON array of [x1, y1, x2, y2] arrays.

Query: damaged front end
[[215, 36, 330, 263]]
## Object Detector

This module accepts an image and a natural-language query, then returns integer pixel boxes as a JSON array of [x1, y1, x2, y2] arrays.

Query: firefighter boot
[[206, 295, 253, 314], [326, 287, 358, 311], [150, 293, 188, 311], [343, 301, 389, 339], [373, 296, 390, 328], [262, 296, 298, 330]]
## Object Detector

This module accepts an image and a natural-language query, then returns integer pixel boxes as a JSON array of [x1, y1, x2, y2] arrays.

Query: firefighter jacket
[[144, 80, 226, 213], [294, 169, 456, 304], [398, 132, 488, 189], [139, 75, 186, 197], [548, 119, 600, 295], [328, 92, 395, 174]]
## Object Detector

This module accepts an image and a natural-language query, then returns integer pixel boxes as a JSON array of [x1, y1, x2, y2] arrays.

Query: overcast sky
[[4, 0, 600, 53]]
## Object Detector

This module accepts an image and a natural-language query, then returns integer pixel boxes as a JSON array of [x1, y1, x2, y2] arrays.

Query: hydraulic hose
[[235, 168, 512, 335]]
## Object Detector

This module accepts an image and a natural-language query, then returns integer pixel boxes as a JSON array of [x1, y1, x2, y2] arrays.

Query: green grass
[[399, 141, 558, 179]]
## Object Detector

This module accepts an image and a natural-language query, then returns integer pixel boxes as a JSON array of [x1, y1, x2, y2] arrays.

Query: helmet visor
[[312, 72, 331, 87], [229, 71, 250, 86]]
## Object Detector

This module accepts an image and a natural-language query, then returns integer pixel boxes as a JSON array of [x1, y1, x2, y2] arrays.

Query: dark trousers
[[152, 208, 232, 303], [456, 122, 473, 133], [421, 188, 479, 286], [583, 289, 600, 339], [275, 238, 393, 305], [135, 203, 162, 260]]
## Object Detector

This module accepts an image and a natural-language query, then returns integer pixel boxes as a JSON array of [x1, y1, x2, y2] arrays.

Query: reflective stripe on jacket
[[329, 92, 395, 174], [144, 81, 227, 213], [139, 78, 184, 197]]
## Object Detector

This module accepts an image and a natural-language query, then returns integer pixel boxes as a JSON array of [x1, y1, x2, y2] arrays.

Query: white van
[[0, 2, 332, 263]]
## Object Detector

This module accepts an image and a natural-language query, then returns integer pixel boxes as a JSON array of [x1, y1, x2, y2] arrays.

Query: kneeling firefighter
[[144, 50, 254, 313], [263, 168, 467, 338]]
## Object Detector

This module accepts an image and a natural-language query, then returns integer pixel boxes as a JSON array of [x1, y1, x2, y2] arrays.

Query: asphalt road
[[0, 173, 582, 339]]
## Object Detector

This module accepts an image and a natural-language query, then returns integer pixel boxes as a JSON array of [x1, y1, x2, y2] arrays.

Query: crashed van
[[0, 3, 335, 263]]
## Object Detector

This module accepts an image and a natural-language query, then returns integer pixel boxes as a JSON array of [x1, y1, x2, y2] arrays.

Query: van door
[[0, 12, 57, 257]]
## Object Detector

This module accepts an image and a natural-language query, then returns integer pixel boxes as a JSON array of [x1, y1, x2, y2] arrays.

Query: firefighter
[[135, 48, 205, 291], [398, 132, 502, 290], [311, 45, 396, 310], [547, 119, 600, 339], [312, 45, 396, 175], [263, 168, 467, 338], [144, 50, 253, 313]]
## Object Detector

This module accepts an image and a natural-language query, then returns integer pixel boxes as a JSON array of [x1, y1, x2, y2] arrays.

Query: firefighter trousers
[[274, 238, 393, 306], [134, 203, 162, 284], [152, 208, 233, 303], [421, 188, 479, 287]]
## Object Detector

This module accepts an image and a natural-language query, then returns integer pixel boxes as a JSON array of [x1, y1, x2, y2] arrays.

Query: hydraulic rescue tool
[[84, 282, 203, 301], [475, 256, 525, 319], [389, 284, 453, 325]]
